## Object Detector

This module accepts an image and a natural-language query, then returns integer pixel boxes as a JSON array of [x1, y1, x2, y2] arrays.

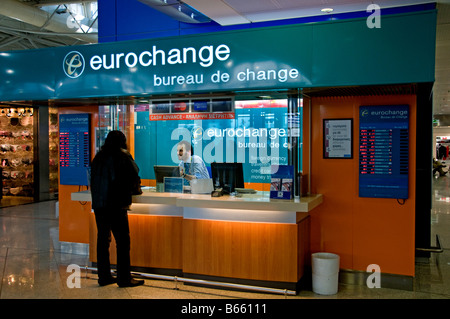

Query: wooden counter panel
[[89, 213, 182, 270], [129, 214, 182, 269], [182, 219, 300, 283], [297, 217, 311, 279]]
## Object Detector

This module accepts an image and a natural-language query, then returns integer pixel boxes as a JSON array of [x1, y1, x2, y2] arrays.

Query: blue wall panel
[[98, 0, 117, 42], [115, 0, 182, 42]]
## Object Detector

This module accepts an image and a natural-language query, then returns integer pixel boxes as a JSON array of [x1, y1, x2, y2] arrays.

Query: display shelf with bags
[[0, 107, 34, 199]]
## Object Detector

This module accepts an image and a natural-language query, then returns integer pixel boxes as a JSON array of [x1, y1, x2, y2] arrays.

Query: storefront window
[[0, 107, 35, 203], [49, 107, 59, 198]]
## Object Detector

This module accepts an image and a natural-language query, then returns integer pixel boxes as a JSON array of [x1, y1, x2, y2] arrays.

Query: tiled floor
[[0, 196, 34, 208], [1, 177, 450, 300]]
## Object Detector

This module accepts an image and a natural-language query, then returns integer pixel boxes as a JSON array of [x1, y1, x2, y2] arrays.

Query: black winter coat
[[90, 148, 142, 210]]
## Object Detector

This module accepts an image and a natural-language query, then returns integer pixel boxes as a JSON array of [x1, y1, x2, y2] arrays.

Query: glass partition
[[133, 94, 303, 191], [97, 104, 130, 152]]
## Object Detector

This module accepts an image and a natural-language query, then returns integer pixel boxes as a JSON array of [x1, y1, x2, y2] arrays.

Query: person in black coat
[[438, 143, 448, 160], [90, 130, 144, 287]]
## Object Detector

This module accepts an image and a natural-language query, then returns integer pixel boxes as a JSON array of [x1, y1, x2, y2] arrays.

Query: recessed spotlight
[[321, 8, 334, 13]]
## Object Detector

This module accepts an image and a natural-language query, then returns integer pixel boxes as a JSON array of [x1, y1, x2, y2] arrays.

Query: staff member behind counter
[[177, 140, 209, 181]]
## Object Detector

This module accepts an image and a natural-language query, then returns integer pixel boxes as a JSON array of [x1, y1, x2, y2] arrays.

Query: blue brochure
[[270, 165, 294, 200]]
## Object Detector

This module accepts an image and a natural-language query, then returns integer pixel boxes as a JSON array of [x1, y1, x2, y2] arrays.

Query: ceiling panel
[[181, 0, 250, 25]]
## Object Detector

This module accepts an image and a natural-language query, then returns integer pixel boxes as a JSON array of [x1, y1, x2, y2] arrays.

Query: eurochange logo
[[62, 44, 231, 78], [63, 51, 85, 79]]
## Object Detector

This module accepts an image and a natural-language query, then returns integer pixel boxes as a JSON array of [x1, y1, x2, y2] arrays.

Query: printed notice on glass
[[323, 119, 353, 159]]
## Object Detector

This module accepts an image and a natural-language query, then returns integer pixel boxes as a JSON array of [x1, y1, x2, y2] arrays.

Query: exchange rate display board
[[359, 105, 409, 199], [59, 113, 90, 185]]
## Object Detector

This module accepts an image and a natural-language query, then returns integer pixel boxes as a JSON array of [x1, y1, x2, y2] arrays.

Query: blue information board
[[359, 105, 409, 199], [59, 113, 91, 185]]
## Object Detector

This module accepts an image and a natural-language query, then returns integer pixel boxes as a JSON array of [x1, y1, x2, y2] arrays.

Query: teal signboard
[[0, 10, 436, 102]]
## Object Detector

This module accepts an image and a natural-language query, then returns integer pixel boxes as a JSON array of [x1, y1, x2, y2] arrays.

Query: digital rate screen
[[359, 105, 409, 199], [59, 113, 91, 186]]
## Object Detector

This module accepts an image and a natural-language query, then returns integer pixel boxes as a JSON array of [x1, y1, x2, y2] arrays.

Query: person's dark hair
[[102, 130, 127, 151], [178, 140, 193, 155]]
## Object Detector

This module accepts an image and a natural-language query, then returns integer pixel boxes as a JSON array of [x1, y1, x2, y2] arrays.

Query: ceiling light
[[138, 0, 211, 23], [321, 8, 334, 13]]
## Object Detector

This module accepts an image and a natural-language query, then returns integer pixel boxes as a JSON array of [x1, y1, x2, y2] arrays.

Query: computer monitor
[[211, 162, 244, 194], [153, 165, 180, 184]]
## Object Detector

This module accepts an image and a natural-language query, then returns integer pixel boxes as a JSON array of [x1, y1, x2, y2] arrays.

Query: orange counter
[[72, 189, 322, 291]]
